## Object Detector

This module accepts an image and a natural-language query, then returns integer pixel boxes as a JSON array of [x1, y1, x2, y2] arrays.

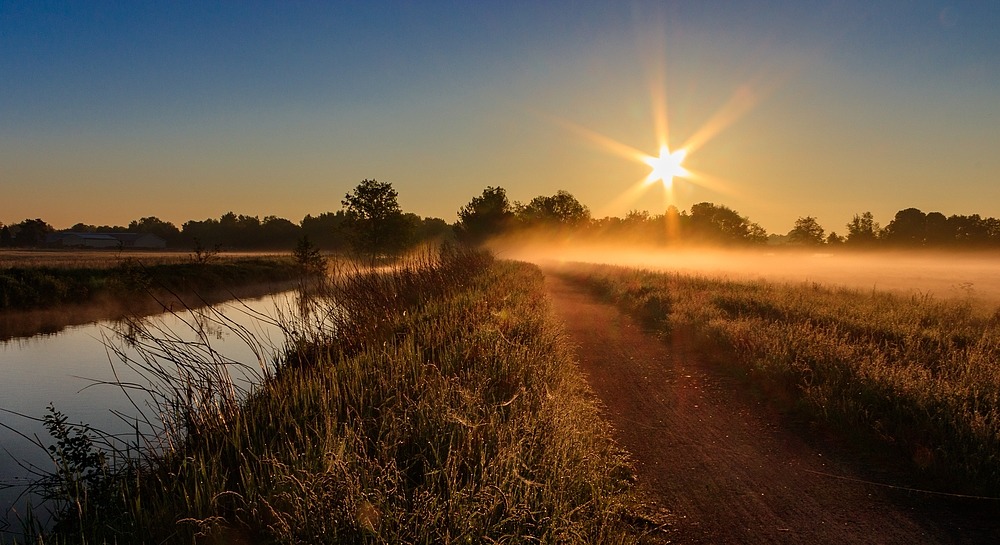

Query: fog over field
[[496, 241, 1000, 305]]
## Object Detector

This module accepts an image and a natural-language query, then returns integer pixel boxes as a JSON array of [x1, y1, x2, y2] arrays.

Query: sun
[[643, 145, 688, 186]]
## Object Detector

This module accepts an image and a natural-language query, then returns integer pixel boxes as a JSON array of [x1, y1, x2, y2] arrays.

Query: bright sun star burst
[[643, 145, 688, 186]]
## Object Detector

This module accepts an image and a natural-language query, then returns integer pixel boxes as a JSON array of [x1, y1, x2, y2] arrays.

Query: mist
[[491, 237, 1000, 305]]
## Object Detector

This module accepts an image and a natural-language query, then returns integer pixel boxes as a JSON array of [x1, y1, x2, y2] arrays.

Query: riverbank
[[0, 253, 303, 340], [0, 254, 301, 311], [0, 279, 300, 342], [24, 249, 644, 543]]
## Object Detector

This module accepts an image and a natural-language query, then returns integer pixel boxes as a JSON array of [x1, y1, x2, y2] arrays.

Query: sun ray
[[551, 40, 785, 214], [682, 168, 737, 197], [597, 176, 661, 217], [680, 84, 760, 155], [545, 115, 649, 163]]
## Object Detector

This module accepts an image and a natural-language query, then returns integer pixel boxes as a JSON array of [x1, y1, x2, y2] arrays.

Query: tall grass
[[557, 263, 1000, 495], [24, 249, 639, 543]]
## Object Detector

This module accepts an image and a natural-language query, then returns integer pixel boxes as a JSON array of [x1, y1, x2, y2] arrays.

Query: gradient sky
[[2, 1, 998, 233]]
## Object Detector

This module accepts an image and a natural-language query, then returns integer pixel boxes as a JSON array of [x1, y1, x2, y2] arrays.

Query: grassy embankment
[[0, 255, 300, 311], [556, 263, 1000, 495], [26, 249, 640, 544]]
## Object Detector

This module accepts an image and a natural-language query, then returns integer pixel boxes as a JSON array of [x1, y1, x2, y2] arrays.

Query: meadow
[[18, 248, 643, 544], [555, 262, 1000, 495]]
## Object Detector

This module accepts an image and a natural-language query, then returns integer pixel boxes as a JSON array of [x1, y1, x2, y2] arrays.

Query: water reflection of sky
[[0, 290, 298, 532]]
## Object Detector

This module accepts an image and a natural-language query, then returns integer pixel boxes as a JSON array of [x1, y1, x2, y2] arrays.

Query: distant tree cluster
[[451, 185, 1000, 250], [454, 190, 768, 246], [1, 180, 450, 255], [8, 180, 1000, 254]]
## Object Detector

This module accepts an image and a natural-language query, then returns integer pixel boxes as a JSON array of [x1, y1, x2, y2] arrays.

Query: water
[[0, 289, 300, 533]]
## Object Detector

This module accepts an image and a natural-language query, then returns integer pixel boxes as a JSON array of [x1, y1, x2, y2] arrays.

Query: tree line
[[4, 180, 1000, 253], [0, 180, 450, 255], [457, 186, 1000, 249]]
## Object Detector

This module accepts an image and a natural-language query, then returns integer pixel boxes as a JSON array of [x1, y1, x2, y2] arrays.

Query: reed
[[21, 249, 640, 543]]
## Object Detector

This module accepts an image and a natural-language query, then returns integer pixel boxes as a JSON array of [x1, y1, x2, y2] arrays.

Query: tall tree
[[10, 218, 54, 247], [923, 212, 952, 246], [787, 216, 826, 246], [342, 179, 411, 258], [301, 211, 349, 250], [845, 212, 881, 246], [949, 214, 990, 246], [517, 190, 590, 227], [687, 202, 767, 244], [882, 208, 927, 246], [128, 216, 181, 245], [456, 186, 514, 244]]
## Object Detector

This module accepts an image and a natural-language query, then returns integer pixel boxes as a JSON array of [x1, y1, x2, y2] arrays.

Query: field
[[0, 250, 289, 270], [553, 261, 1000, 496], [0, 250, 301, 312], [498, 243, 1000, 305], [20, 249, 645, 544], [16, 246, 1000, 542]]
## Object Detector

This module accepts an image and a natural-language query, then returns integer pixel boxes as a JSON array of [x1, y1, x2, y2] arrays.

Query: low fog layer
[[494, 240, 1000, 305]]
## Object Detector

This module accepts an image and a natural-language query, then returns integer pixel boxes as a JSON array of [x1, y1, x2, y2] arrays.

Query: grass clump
[[26, 248, 637, 543], [557, 263, 1000, 496]]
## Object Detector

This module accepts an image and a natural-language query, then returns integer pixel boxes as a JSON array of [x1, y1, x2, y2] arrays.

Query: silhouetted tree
[[342, 179, 411, 259], [128, 216, 181, 245], [686, 202, 767, 244], [923, 212, 952, 246], [293, 235, 327, 277], [826, 231, 844, 246], [10, 218, 54, 247], [182, 218, 222, 248], [949, 214, 990, 246], [882, 208, 927, 246], [301, 211, 349, 251], [413, 216, 452, 243], [456, 186, 514, 244], [0, 224, 9, 247], [260, 216, 301, 248], [65, 222, 128, 233], [983, 217, 1000, 246], [788, 216, 826, 246], [845, 212, 881, 246], [517, 190, 590, 227]]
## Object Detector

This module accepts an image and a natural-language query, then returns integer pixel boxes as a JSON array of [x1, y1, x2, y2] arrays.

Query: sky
[[2, 1, 998, 234]]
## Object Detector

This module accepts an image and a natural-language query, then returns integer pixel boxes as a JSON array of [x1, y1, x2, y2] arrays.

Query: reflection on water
[[0, 290, 299, 533]]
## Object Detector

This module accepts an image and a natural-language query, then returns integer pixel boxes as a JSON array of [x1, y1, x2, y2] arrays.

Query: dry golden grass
[[0, 249, 289, 270], [557, 262, 1000, 495]]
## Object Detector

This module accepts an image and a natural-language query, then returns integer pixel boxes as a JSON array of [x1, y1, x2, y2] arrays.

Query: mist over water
[[494, 240, 1000, 305]]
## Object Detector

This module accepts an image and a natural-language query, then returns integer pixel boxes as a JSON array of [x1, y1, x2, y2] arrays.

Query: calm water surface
[[0, 290, 300, 532]]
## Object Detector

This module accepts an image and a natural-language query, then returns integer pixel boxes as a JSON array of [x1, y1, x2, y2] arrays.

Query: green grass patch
[[556, 263, 1000, 496]]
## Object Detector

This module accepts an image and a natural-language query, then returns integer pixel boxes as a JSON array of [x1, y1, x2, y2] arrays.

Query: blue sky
[[2, 1, 998, 233]]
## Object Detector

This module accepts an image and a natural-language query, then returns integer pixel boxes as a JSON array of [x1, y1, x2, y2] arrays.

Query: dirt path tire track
[[544, 273, 999, 544]]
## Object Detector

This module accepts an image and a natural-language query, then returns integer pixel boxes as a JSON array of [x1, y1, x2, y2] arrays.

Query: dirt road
[[544, 273, 1000, 544]]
